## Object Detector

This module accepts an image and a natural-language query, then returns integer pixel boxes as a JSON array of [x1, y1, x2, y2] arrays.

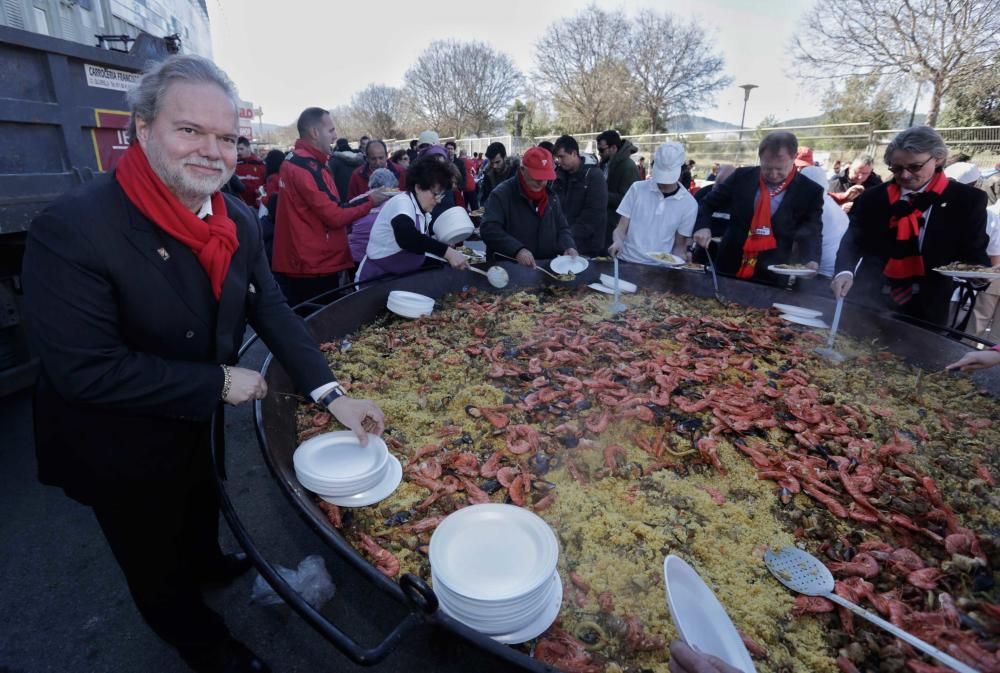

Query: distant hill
[[666, 114, 741, 132], [775, 112, 926, 128]]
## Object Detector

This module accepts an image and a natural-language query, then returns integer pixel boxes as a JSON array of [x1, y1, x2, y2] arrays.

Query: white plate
[[599, 274, 637, 293], [387, 300, 432, 319], [588, 283, 617, 295], [646, 251, 685, 266], [664, 556, 757, 673], [490, 573, 563, 644], [294, 432, 388, 482], [934, 268, 1000, 280], [550, 255, 589, 274], [429, 504, 559, 601], [319, 454, 403, 507], [772, 303, 823, 319], [767, 265, 816, 277], [434, 571, 557, 633], [780, 313, 829, 329], [296, 465, 386, 496], [388, 290, 435, 306]]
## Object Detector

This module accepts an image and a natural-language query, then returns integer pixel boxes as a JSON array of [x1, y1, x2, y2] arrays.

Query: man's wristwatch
[[317, 382, 348, 408]]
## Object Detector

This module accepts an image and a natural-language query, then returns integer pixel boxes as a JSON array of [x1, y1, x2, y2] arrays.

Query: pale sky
[[208, 0, 827, 131]]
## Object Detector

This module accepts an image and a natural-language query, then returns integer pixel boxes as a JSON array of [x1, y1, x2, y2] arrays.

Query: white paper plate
[[772, 303, 823, 319], [434, 571, 557, 633], [388, 291, 435, 306], [490, 573, 563, 644], [387, 299, 432, 319], [429, 504, 559, 601], [664, 556, 757, 673], [767, 265, 815, 277], [588, 283, 617, 295], [296, 464, 386, 496], [647, 251, 685, 266], [319, 454, 403, 507], [293, 432, 389, 483], [433, 568, 555, 614], [599, 274, 637, 293], [934, 268, 1000, 280], [550, 255, 589, 274], [780, 313, 829, 329]]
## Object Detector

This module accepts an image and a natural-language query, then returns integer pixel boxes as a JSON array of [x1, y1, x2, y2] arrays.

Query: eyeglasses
[[431, 190, 446, 201], [887, 155, 935, 175]]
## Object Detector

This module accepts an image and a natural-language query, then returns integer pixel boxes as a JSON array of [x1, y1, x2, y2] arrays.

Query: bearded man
[[22, 55, 385, 673]]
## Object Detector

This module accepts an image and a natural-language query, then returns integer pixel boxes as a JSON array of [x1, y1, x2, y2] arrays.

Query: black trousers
[[281, 271, 349, 307], [91, 448, 231, 670]]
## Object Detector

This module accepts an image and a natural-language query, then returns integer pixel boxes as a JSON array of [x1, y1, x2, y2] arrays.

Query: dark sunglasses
[[886, 155, 935, 175]]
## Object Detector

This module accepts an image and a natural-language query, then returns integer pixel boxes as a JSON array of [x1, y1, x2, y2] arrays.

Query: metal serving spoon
[[495, 252, 575, 282], [814, 296, 845, 362], [609, 255, 626, 314], [764, 547, 977, 673], [425, 253, 509, 289]]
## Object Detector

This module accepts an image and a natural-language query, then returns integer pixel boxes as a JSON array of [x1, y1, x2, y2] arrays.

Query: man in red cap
[[794, 146, 814, 170], [479, 146, 578, 266]]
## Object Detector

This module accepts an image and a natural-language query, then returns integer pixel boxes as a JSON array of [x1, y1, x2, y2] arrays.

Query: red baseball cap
[[521, 147, 557, 181]]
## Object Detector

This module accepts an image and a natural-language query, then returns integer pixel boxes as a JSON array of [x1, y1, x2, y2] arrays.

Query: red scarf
[[518, 171, 549, 217], [884, 170, 949, 281], [737, 169, 796, 279], [116, 143, 238, 299]]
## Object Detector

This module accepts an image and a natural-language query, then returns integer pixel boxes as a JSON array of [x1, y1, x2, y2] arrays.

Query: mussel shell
[[481, 478, 502, 494], [384, 510, 413, 527]]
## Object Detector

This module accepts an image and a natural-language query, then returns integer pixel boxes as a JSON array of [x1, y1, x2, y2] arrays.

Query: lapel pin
[[248, 283, 256, 294], [940, 202, 947, 207], [156, 247, 170, 261]]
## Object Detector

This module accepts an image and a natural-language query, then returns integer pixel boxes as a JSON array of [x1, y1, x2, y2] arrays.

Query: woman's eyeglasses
[[887, 155, 935, 175]]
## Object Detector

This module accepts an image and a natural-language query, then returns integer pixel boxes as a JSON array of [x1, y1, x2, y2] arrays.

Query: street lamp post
[[738, 84, 759, 162], [738, 84, 759, 139]]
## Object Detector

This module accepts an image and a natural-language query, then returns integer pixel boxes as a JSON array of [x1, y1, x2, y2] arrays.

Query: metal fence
[[393, 124, 1000, 176]]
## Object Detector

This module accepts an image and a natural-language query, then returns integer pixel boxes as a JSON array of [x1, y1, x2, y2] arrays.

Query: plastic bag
[[250, 554, 336, 609]]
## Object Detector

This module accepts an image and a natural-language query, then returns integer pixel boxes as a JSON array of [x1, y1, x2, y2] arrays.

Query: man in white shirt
[[799, 166, 849, 277], [609, 142, 698, 264], [971, 199, 1000, 337]]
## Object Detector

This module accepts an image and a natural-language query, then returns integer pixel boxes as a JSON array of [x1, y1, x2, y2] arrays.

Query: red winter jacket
[[272, 140, 373, 277], [235, 155, 266, 207], [346, 161, 407, 200]]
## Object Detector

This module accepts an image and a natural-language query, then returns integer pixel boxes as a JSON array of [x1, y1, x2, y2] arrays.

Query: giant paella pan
[[238, 261, 999, 673]]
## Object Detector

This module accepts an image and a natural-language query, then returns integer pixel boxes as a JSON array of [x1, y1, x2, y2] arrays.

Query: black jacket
[[328, 149, 363, 200], [23, 175, 333, 505], [480, 176, 576, 259], [834, 177, 989, 325], [479, 157, 519, 205], [696, 167, 824, 282], [552, 164, 608, 256]]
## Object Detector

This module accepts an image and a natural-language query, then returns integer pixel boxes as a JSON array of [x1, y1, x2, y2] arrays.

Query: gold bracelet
[[220, 364, 232, 400]]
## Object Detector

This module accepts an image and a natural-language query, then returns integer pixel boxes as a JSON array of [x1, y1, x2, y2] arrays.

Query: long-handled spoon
[[425, 253, 509, 288], [764, 546, 977, 673], [609, 255, 626, 314], [814, 295, 845, 362], [495, 252, 575, 282]]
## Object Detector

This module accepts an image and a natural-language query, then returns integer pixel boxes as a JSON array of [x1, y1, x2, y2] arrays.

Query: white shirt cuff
[[834, 271, 854, 279], [310, 382, 339, 402]]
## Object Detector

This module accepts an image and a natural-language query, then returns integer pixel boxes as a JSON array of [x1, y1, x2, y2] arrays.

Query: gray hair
[[368, 167, 399, 189], [126, 54, 240, 143], [758, 131, 798, 158], [883, 126, 948, 165], [851, 155, 875, 170]]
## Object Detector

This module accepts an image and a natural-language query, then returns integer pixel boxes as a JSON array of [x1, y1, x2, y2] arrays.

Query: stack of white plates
[[433, 207, 475, 245], [387, 291, 434, 319], [429, 504, 562, 644], [293, 431, 402, 507]]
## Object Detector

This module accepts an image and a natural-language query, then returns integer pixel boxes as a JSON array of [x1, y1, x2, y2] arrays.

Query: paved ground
[[0, 336, 524, 673]]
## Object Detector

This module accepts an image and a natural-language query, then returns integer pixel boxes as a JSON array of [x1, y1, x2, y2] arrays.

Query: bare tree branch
[[350, 84, 405, 139], [404, 40, 523, 136], [789, 0, 1000, 124]]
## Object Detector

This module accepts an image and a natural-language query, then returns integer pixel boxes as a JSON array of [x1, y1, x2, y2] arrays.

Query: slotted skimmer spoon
[[426, 253, 509, 288], [814, 295, 845, 362], [609, 255, 627, 314], [764, 547, 977, 673]]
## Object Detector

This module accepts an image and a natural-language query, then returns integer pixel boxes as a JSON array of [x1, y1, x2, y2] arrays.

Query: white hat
[[799, 165, 828, 190], [944, 161, 981, 185], [652, 142, 685, 184], [417, 130, 440, 146]]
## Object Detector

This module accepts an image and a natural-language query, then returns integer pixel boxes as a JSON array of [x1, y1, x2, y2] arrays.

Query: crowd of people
[[18, 53, 1000, 673]]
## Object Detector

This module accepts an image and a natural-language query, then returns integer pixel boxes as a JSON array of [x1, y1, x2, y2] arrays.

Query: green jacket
[[603, 139, 640, 234]]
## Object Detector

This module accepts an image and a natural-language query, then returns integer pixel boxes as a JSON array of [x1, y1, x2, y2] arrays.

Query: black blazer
[[23, 175, 334, 505], [834, 177, 989, 325], [696, 167, 823, 282]]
